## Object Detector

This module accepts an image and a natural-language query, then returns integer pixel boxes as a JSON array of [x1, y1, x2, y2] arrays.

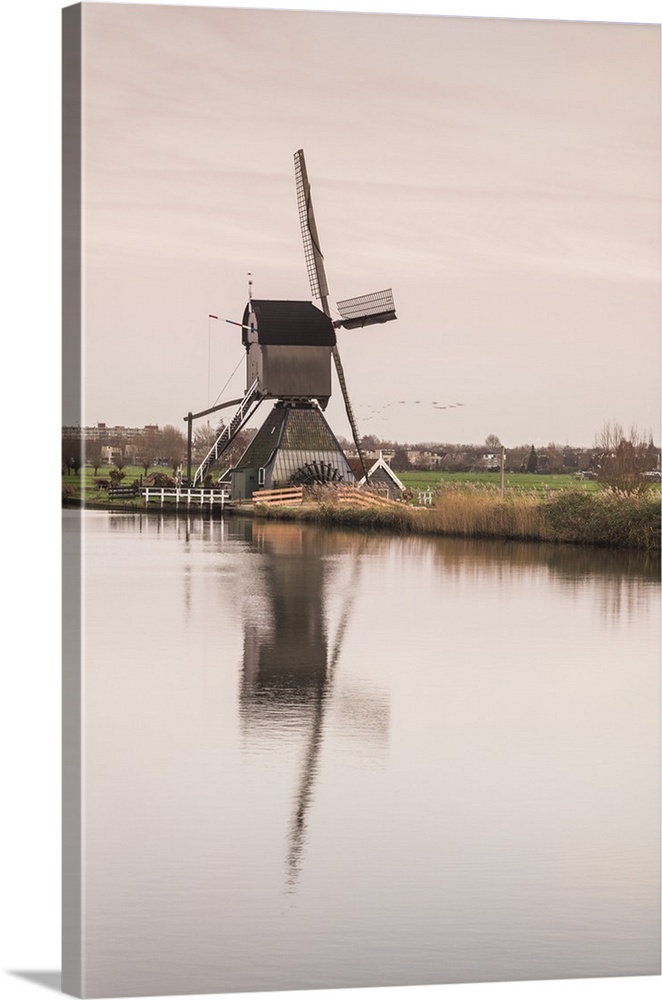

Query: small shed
[[358, 451, 405, 498]]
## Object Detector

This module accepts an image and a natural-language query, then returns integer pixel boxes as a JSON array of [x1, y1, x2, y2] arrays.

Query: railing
[[142, 487, 230, 508], [193, 379, 262, 487], [108, 484, 140, 500], [252, 486, 304, 507]]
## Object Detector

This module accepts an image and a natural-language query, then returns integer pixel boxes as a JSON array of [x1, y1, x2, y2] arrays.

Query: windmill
[[188, 149, 397, 495]]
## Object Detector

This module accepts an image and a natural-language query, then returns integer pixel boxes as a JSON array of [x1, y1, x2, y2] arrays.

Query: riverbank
[[255, 485, 661, 551], [63, 483, 661, 550]]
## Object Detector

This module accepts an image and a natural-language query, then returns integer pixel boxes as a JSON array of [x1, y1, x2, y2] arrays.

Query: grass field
[[63, 465, 658, 500], [62, 464, 165, 502], [398, 470, 600, 492]]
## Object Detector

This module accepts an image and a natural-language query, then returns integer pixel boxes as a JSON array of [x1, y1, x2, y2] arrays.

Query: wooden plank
[[333, 488, 403, 509], [253, 487, 303, 506]]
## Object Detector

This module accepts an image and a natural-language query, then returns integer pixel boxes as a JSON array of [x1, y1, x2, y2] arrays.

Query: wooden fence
[[252, 486, 304, 507], [330, 485, 405, 509], [108, 484, 140, 500]]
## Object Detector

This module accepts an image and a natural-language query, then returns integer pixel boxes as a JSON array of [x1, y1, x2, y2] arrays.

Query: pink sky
[[74, 3, 660, 448]]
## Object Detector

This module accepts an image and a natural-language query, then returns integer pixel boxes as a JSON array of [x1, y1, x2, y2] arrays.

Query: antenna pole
[[186, 411, 193, 484], [207, 313, 219, 418]]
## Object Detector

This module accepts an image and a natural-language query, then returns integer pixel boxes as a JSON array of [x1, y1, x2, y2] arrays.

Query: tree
[[186, 422, 253, 478], [359, 434, 380, 452], [193, 423, 223, 462], [504, 445, 528, 473], [85, 436, 104, 475], [526, 445, 538, 473], [159, 424, 186, 475], [62, 431, 82, 475], [219, 427, 253, 470], [391, 448, 411, 471], [485, 434, 501, 450], [113, 442, 126, 473], [138, 426, 160, 475], [562, 446, 579, 470], [593, 421, 658, 493], [545, 441, 564, 475]]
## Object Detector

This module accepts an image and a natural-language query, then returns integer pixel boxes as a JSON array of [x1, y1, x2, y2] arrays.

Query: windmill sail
[[336, 288, 397, 329], [294, 149, 329, 304], [330, 346, 369, 481], [294, 149, 369, 481]]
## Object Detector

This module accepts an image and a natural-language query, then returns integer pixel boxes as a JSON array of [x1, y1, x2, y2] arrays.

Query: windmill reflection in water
[[238, 522, 390, 889]]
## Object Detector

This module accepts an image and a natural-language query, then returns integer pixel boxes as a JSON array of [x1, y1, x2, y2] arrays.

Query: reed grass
[[417, 484, 544, 540], [259, 483, 660, 551]]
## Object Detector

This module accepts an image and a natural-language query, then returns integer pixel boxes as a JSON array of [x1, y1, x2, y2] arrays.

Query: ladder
[[193, 379, 262, 486]]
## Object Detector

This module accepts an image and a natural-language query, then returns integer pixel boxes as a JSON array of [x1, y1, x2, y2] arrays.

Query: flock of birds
[[357, 400, 465, 422]]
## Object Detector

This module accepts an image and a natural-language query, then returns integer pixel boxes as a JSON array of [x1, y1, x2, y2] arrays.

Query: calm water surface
[[70, 511, 660, 997]]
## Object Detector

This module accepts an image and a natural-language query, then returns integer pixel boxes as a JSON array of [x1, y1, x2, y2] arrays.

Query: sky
[[69, 2, 661, 450]]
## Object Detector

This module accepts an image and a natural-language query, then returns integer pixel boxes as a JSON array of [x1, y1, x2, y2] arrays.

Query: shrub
[[543, 489, 660, 549]]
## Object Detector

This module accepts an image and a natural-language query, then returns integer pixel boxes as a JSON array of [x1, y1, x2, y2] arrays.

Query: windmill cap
[[241, 300, 336, 347]]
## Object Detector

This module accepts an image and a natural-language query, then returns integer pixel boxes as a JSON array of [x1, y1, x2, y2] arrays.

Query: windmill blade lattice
[[294, 149, 329, 305], [335, 288, 396, 329]]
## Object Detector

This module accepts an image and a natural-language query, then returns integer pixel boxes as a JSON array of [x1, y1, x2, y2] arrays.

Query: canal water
[[70, 511, 660, 997]]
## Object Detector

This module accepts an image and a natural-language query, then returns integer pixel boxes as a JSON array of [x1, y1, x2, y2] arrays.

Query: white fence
[[142, 487, 230, 508]]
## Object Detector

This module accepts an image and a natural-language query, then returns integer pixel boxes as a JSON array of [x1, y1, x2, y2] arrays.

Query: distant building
[[480, 452, 500, 471], [62, 423, 160, 465]]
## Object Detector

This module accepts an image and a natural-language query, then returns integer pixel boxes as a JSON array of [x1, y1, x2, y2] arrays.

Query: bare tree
[[62, 431, 83, 475], [113, 442, 126, 473], [545, 441, 564, 474], [391, 448, 411, 471], [138, 426, 160, 475], [593, 421, 658, 493], [484, 434, 501, 450], [159, 424, 186, 475], [84, 436, 104, 475], [504, 445, 528, 473], [219, 426, 254, 470], [193, 422, 224, 462]]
